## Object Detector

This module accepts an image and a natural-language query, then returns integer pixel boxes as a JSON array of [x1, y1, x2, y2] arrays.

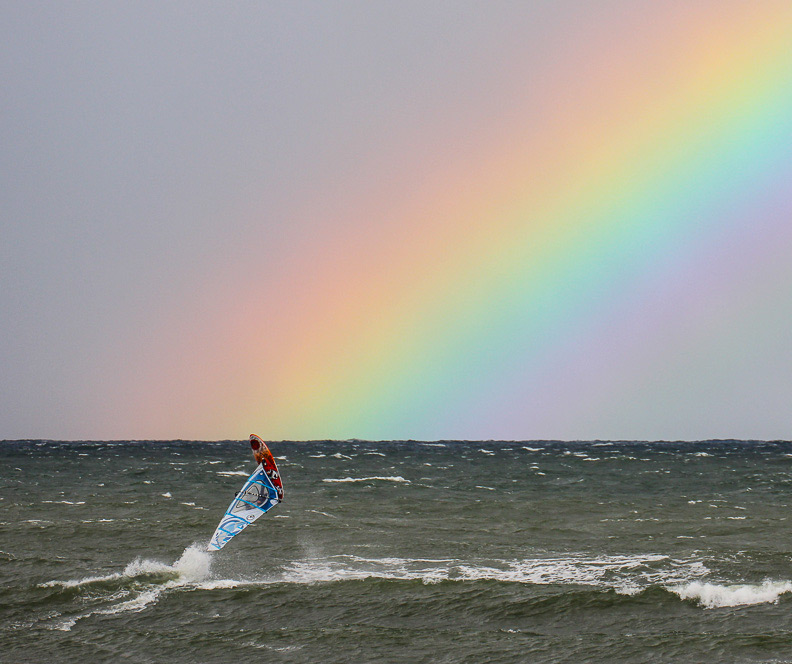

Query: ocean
[[2, 440, 792, 663]]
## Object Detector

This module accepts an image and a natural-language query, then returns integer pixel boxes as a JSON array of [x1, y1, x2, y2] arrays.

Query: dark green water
[[2, 440, 792, 663]]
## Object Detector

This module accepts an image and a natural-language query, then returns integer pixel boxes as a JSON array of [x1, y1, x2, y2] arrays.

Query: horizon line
[[2, 438, 790, 444]]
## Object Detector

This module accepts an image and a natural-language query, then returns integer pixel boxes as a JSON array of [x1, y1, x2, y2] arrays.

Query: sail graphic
[[207, 463, 280, 551]]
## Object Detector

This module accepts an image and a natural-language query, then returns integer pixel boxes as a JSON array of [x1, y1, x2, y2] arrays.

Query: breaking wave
[[38, 548, 792, 632], [277, 555, 792, 610], [39, 544, 213, 630], [322, 476, 409, 483], [278, 553, 707, 592], [669, 580, 792, 608]]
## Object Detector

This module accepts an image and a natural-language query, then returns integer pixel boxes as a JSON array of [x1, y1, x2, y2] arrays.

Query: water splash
[[41, 544, 214, 630], [174, 544, 212, 582]]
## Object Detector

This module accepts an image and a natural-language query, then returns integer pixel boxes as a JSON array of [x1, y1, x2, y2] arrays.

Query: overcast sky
[[3, 1, 791, 441]]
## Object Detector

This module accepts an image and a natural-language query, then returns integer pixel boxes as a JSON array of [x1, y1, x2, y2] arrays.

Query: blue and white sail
[[207, 464, 280, 551]]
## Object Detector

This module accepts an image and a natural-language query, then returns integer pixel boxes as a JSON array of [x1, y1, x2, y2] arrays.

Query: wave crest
[[39, 544, 213, 630], [669, 580, 792, 608], [322, 476, 409, 483]]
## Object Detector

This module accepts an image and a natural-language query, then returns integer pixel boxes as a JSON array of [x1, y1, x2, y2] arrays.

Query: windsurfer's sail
[[207, 463, 280, 551]]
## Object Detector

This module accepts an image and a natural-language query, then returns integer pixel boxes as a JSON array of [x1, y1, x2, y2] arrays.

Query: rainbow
[[215, 5, 792, 440]]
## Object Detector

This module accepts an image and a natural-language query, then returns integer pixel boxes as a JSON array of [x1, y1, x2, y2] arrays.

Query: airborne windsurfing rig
[[207, 434, 284, 551]]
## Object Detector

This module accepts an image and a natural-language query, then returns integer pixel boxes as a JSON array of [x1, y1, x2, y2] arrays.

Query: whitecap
[[216, 470, 249, 477], [322, 476, 409, 483], [41, 544, 215, 630], [172, 544, 212, 581], [51, 617, 78, 631], [41, 570, 126, 589], [669, 580, 792, 608], [273, 553, 707, 592], [42, 545, 211, 590]]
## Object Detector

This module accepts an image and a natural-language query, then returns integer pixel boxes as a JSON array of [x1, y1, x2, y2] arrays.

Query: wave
[[669, 580, 792, 608], [38, 549, 791, 630], [41, 551, 700, 596], [322, 476, 409, 483], [275, 553, 708, 592], [41, 500, 86, 505], [39, 544, 214, 630], [276, 556, 792, 610]]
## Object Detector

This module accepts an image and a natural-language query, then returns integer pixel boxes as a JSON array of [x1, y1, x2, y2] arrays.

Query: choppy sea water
[[3, 440, 792, 663]]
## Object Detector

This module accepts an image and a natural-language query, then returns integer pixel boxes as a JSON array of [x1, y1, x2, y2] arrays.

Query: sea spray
[[38, 544, 216, 631], [174, 543, 213, 582], [114, 544, 212, 583]]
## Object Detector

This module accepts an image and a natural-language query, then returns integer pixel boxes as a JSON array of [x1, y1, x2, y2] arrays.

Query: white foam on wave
[[669, 580, 792, 608], [276, 553, 708, 592], [41, 571, 122, 589], [173, 544, 213, 581], [280, 556, 450, 585], [43, 547, 781, 625], [322, 476, 409, 483], [42, 544, 215, 630], [217, 470, 249, 477], [42, 545, 212, 590], [307, 509, 337, 518], [456, 555, 708, 593]]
